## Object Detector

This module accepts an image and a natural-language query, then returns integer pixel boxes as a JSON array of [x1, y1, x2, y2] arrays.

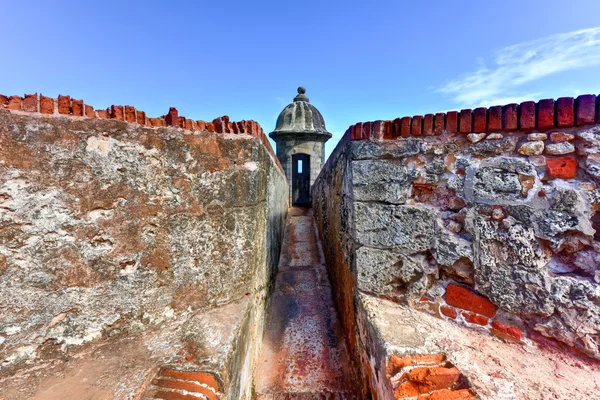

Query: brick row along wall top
[[0, 93, 284, 173], [348, 94, 600, 140]]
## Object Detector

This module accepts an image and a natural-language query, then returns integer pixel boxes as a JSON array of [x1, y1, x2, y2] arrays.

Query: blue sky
[[1, 1, 600, 156]]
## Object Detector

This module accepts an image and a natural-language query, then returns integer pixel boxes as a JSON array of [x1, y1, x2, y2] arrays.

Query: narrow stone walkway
[[254, 208, 359, 399]]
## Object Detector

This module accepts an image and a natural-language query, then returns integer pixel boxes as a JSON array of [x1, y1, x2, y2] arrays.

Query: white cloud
[[437, 27, 600, 107]]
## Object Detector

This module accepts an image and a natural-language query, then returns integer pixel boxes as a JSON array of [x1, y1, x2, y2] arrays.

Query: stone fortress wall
[[0, 94, 289, 399], [313, 94, 600, 398]]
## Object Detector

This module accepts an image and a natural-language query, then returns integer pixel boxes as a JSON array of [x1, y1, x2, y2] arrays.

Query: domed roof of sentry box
[[269, 87, 332, 141]]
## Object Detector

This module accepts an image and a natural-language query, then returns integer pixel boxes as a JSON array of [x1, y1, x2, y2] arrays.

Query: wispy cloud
[[437, 27, 600, 107]]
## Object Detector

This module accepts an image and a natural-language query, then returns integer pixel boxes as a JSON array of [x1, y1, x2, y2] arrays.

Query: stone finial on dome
[[293, 86, 309, 103]]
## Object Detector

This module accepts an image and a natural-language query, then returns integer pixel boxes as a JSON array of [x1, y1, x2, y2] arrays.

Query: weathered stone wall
[[313, 95, 600, 397], [0, 98, 288, 399]]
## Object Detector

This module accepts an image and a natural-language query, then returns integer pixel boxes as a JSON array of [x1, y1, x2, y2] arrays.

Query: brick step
[[145, 368, 221, 400], [387, 354, 476, 399], [256, 392, 361, 399], [416, 388, 477, 399]]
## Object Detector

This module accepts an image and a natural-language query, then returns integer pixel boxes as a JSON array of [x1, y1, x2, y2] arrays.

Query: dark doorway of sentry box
[[292, 153, 310, 206]]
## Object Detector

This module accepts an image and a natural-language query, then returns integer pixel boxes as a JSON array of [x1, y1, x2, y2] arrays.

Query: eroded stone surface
[[358, 294, 600, 400], [313, 126, 600, 397], [0, 108, 289, 399]]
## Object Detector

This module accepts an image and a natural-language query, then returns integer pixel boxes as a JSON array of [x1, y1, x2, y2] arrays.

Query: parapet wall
[[313, 94, 600, 398], [0, 92, 283, 173], [0, 97, 288, 399]]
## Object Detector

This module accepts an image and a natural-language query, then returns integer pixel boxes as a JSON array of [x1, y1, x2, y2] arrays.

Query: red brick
[[136, 110, 146, 125], [110, 105, 124, 120], [388, 354, 446, 376], [219, 115, 230, 133], [446, 111, 458, 134], [556, 97, 574, 127], [458, 109, 472, 133], [502, 104, 518, 131], [422, 114, 434, 136], [6, 96, 22, 110], [244, 120, 253, 135], [39, 96, 54, 114], [395, 366, 463, 398], [487, 106, 502, 132], [85, 105, 95, 118], [546, 156, 577, 179], [400, 117, 411, 138], [519, 101, 535, 131], [349, 124, 358, 140], [71, 99, 84, 116], [373, 120, 384, 140], [23, 93, 38, 112], [165, 107, 178, 126], [153, 379, 218, 400], [440, 305, 457, 319], [0, 94, 8, 107], [537, 98, 555, 130], [392, 118, 402, 139], [236, 121, 245, 134], [408, 366, 461, 391], [363, 121, 372, 140], [384, 120, 393, 140], [154, 391, 208, 400], [149, 117, 165, 127], [461, 311, 489, 326], [433, 113, 445, 135], [124, 105, 136, 122], [417, 388, 477, 399], [411, 115, 423, 136], [491, 320, 523, 341], [211, 118, 223, 133], [445, 283, 497, 318], [473, 107, 487, 133], [575, 94, 596, 125], [97, 109, 109, 119], [57, 95, 71, 114]]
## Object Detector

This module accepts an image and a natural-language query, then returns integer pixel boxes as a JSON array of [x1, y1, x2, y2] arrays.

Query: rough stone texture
[[313, 122, 600, 397], [0, 108, 288, 399], [358, 294, 600, 400]]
